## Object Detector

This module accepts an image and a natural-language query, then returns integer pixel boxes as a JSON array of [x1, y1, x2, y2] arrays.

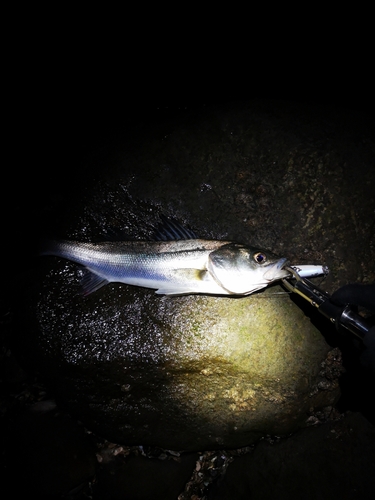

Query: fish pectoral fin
[[155, 269, 226, 296], [154, 268, 204, 296], [80, 269, 109, 295], [155, 286, 197, 296]]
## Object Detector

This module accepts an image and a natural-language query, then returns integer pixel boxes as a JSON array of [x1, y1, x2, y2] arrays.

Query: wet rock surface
[[2, 99, 375, 498]]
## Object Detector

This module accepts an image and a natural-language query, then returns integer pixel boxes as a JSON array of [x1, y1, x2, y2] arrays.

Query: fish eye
[[254, 252, 267, 264]]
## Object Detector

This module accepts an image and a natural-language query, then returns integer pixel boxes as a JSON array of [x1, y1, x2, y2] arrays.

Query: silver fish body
[[42, 238, 289, 296]]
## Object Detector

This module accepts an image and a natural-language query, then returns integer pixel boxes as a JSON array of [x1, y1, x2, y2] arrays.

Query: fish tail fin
[[40, 239, 109, 295]]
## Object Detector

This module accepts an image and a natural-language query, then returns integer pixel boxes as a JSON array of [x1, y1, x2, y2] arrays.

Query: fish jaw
[[263, 257, 290, 281]]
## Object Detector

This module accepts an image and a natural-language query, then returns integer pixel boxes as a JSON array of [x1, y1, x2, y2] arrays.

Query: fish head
[[207, 243, 289, 295]]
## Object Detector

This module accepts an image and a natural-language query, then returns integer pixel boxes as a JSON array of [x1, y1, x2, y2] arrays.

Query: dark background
[[13, 58, 375, 247], [2, 29, 375, 498]]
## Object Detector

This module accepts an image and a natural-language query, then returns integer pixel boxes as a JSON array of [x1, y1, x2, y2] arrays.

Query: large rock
[[13, 100, 374, 451], [18, 259, 340, 450]]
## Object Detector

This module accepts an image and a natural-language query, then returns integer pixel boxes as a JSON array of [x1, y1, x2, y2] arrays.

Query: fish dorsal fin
[[152, 215, 198, 241]]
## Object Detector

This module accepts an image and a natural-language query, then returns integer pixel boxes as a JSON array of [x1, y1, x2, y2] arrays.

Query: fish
[[41, 217, 289, 296]]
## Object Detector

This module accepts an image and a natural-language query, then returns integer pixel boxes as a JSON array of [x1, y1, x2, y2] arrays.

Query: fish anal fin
[[80, 269, 109, 295]]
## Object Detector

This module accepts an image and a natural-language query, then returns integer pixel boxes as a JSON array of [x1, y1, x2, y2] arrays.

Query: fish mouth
[[263, 258, 290, 281]]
